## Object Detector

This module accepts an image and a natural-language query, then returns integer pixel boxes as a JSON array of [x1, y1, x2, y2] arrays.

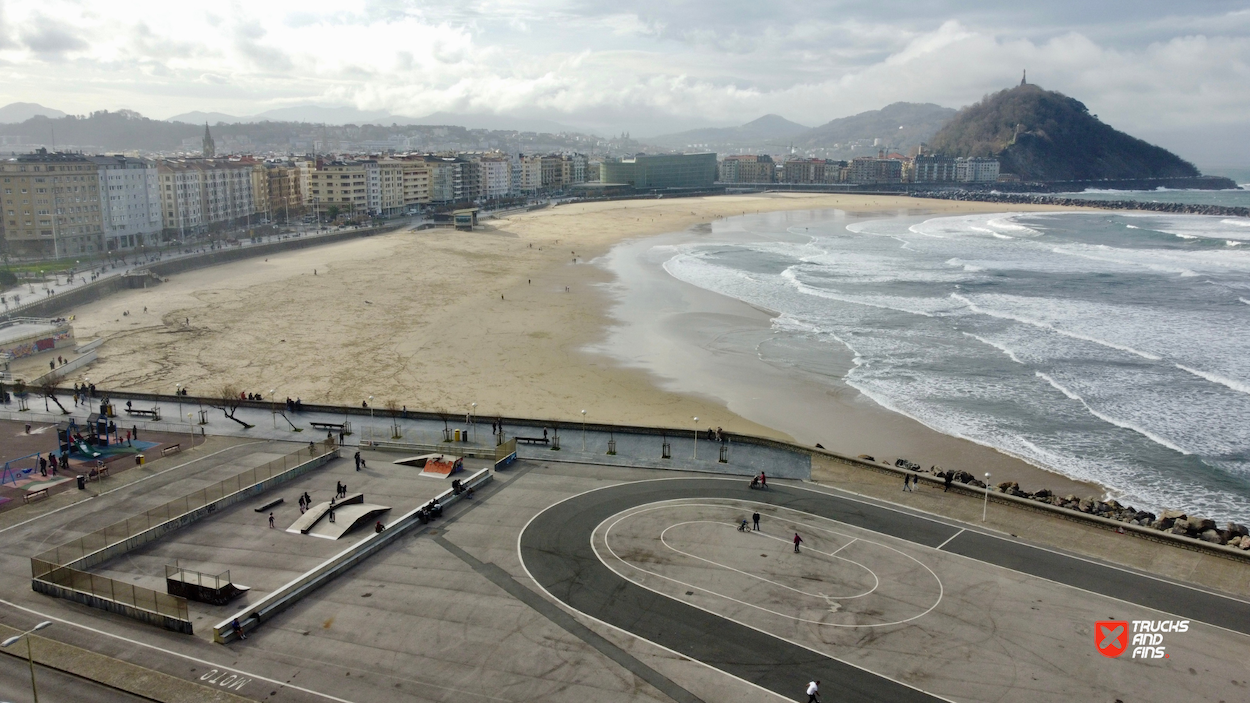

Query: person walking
[[752, 512, 760, 531], [268, 512, 275, 529], [793, 533, 803, 553], [943, 471, 953, 492], [806, 680, 820, 702], [759, 472, 767, 489], [354, 451, 361, 471]]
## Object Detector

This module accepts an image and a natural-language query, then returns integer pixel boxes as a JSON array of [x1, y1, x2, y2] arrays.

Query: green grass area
[[1, 258, 107, 275]]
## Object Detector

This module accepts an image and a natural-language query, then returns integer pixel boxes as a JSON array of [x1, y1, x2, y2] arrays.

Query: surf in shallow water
[[660, 210, 1250, 522]]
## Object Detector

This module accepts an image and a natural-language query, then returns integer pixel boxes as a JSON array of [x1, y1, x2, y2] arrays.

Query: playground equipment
[[86, 412, 112, 447], [0, 453, 41, 487]]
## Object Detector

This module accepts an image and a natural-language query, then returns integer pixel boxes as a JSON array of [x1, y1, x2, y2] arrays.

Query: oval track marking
[[656, 520, 880, 600], [596, 499, 944, 628]]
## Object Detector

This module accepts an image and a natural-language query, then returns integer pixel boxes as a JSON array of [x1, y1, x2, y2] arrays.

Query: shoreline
[[590, 207, 1104, 499], [65, 193, 1102, 498]]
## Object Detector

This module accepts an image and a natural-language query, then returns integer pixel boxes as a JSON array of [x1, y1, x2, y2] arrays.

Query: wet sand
[[67, 193, 1102, 497]]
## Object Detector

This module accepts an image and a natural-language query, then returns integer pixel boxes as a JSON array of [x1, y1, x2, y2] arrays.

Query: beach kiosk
[[452, 208, 479, 231]]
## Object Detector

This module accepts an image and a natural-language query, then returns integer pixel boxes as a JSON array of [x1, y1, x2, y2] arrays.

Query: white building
[[480, 157, 512, 199], [956, 157, 1000, 183], [90, 155, 162, 251]]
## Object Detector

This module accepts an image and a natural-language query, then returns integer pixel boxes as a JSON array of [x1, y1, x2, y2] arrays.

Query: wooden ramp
[[286, 493, 364, 534], [306, 504, 391, 540]]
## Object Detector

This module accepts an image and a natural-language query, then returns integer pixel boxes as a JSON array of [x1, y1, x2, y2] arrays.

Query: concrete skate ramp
[[307, 503, 391, 540], [286, 493, 364, 534]]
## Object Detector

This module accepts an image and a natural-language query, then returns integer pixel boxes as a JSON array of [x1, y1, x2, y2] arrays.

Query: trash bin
[[136, 454, 145, 466], [76, 474, 86, 490], [454, 429, 462, 442]]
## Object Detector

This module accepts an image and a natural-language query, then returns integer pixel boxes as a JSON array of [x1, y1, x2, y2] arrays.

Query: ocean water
[[1055, 186, 1250, 209], [660, 210, 1250, 523]]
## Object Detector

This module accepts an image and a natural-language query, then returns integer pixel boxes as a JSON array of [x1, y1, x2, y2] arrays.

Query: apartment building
[[1, 149, 104, 257], [308, 161, 368, 219], [89, 155, 161, 251], [956, 157, 1001, 183], [480, 156, 512, 199], [913, 155, 958, 183], [782, 158, 832, 184], [157, 159, 258, 239], [400, 160, 431, 211], [719, 154, 776, 183], [263, 161, 303, 222], [844, 156, 903, 184]]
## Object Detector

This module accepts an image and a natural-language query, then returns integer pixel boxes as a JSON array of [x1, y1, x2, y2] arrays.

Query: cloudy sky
[[0, 1, 1248, 162]]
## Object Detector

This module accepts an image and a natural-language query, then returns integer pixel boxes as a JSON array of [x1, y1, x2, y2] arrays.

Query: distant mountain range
[[0, 92, 1215, 181], [647, 114, 810, 148], [794, 102, 957, 151], [647, 103, 957, 157], [929, 84, 1200, 181], [166, 106, 582, 134], [0, 102, 66, 123]]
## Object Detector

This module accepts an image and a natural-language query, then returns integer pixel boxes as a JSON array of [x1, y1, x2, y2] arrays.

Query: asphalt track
[[518, 477, 1250, 703]]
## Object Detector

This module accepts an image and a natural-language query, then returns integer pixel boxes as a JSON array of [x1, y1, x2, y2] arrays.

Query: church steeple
[[202, 122, 216, 158]]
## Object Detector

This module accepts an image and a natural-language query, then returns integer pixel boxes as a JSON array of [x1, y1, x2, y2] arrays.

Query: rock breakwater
[[911, 190, 1250, 218], [889, 458, 1250, 549]]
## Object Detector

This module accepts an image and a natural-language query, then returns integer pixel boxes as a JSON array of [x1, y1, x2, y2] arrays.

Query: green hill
[[929, 84, 1200, 181]]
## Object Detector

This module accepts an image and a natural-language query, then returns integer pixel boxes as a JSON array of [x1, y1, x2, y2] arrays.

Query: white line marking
[[600, 501, 942, 628], [830, 538, 857, 556], [0, 595, 357, 700], [936, 529, 965, 551], [515, 478, 959, 703], [655, 520, 878, 600], [0, 440, 272, 535]]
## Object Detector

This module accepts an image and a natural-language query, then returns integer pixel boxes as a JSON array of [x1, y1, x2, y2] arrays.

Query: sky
[[0, 1, 1248, 164]]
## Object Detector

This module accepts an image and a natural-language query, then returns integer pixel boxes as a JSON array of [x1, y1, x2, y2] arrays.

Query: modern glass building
[[599, 153, 718, 189]]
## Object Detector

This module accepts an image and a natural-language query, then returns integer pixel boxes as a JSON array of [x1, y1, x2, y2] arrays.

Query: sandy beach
[[66, 193, 1101, 496]]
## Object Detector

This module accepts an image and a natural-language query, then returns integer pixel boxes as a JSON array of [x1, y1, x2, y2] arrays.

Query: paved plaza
[[0, 422, 1247, 701]]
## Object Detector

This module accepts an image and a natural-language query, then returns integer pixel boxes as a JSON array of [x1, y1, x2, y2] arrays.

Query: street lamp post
[[368, 396, 374, 443], [2, 620, 53, 703], [175, 384, 182, 422], [270, 388, 277, 429], [581, 409, 587, 451], [983, 472, 992, 521], [471, 402, 477, 443], [693, 417, 699, 460], [188, 413, 196, 445]]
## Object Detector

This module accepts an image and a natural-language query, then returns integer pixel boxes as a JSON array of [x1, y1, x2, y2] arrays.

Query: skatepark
[[0, 399, 1249, 702]]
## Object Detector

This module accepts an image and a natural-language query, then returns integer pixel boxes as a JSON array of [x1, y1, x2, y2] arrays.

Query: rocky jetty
[[911, 189, 1250, 218], [892, 459, 1250, 549]]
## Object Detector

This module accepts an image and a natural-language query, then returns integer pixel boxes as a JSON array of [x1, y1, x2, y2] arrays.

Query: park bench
[[161, 443, 182, 457], [309, 421, 345, 432], [125, 407, 160, 420], [23, 488, 49, 504], [515, 436, 549, 445]]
